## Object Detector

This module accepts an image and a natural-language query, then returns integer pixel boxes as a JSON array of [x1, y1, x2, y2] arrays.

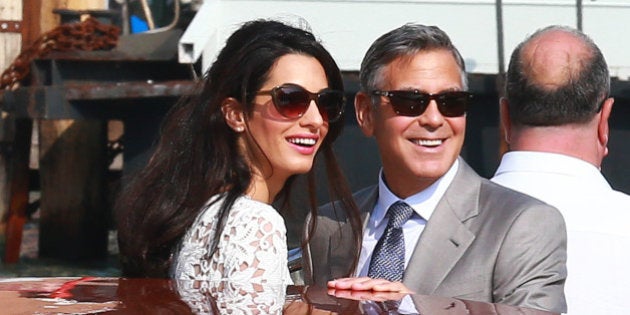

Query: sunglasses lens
[[382, 91, 471, 117], [273, 85, 310, 118], [388, 92, 429, 116], [272, 84, 344, 122], [438, 92, 471, 117], [317, 90, 344, 122]]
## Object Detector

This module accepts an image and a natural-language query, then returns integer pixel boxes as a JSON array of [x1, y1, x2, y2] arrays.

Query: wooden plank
[[66, 0, 108, 10], [3, 119, 32, 263], [0, 1, 22, 22], [0, 0, 22, 71], [36, 0, 110, 260], [21, 0, 41, 48], [40, 0, 99, 31], [38, 119, 108, 260], [41, 0, 107, 32], [0, 0, 24, 260], [3, 0, 110, 262]]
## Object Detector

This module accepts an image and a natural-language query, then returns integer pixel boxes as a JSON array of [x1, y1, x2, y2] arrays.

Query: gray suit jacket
[[303, 158, 567, 313]]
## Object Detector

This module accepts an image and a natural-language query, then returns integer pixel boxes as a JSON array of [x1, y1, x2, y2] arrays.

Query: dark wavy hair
[[506, 25, 610, 126], [115, 19, 361, 277]]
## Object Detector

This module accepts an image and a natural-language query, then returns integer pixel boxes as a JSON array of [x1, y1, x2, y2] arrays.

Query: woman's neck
[[246, 172, 286, 204]]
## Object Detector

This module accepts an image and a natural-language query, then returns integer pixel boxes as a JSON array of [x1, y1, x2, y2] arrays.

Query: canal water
[[0, 215, 121, 278]]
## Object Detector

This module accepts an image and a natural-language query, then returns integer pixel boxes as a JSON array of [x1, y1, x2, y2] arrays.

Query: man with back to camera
[[302, 23, 568, 313], [492, 25, 630, 314]]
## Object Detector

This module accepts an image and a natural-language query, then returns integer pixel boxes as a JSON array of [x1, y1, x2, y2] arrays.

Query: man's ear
[[221, 97, 246, 133], [598, 97, 614, 157], [355, 91, 375, 137], [499, 97, 511, 144]]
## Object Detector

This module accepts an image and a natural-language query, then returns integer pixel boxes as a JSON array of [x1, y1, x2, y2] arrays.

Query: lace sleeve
[[217, 203, 292, 286], [175, 279, 286, 315], [173, 196, 292, 314]]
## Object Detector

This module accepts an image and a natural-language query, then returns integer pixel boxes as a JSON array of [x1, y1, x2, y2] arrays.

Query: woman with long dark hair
[[115, 18, 362, 292]]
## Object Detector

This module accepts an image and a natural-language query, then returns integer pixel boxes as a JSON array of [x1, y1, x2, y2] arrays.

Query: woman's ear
[[221, 97, 246, 133]]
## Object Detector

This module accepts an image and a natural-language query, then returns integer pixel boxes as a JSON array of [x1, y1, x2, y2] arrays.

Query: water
[[0, 219, 121, 278]]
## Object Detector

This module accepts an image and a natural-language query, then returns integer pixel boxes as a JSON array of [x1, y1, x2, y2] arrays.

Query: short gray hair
[[359, 23, 468, 94]]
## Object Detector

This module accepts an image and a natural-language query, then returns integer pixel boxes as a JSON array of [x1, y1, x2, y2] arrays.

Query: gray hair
[[359, 23, 468, 94], [505, 25, 610, 126]]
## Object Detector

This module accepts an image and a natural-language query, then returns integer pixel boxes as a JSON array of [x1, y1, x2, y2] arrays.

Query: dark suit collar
[[403, 157, 480, 294], [357, 186, 378, 216], [328, 185, 377, 260]]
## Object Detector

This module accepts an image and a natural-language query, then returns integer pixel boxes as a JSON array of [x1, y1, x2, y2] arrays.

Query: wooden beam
[[20, 0, 42, 48], [37, 0, 110, 261], [3, 119, 32, 263], [1, 0, 25, 262], [3, 0, 110, 262], [0, 1, 22, 72], [39, 119, 108, 260]]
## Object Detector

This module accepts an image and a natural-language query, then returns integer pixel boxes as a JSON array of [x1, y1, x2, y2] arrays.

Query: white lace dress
[[171, 194, 292, 314]]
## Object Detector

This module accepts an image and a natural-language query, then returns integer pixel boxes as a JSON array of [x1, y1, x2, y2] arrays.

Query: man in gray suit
[[303, 24, 567, 313]]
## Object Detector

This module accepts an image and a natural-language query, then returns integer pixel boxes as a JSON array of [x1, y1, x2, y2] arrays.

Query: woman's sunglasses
[[372, 90, 473, 117], [257, 83, 345, 122]]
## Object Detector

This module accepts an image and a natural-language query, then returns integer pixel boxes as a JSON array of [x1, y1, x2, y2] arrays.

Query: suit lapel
[[403, 159, 480, 294], [357, 186, 378, 229], [328, 186, 377, 278]]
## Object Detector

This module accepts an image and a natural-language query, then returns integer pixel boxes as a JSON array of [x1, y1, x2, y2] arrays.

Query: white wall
[[180, 0, 630, 79]]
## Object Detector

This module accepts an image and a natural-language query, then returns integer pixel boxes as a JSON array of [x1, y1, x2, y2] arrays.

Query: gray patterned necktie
[[368, 201, 415, 282]]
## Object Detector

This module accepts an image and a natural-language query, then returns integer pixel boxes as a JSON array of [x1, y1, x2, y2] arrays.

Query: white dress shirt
[[492, 151, 630, 315], [356, 159, 459, 277]]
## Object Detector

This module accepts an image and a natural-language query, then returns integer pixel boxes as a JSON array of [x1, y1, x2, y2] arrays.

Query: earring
[[235, 126, 244, 132]]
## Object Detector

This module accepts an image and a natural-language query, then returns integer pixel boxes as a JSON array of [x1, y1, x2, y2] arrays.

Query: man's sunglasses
[[257, 83, 345, 122], [372, 90, 473, 117]]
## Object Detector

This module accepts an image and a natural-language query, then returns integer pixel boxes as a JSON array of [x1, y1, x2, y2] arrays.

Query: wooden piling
[[3, 0, 110, 262]]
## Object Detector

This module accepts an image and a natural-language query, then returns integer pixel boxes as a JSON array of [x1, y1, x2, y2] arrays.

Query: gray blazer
[[303, 158, 567, 313]]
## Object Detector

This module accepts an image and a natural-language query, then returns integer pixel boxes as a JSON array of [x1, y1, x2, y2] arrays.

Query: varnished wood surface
[[0, 277, 558, 315]]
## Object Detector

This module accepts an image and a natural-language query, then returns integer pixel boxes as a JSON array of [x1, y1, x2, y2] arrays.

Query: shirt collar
[[495, 151, 611, 188], [374, 159, 460, 226]]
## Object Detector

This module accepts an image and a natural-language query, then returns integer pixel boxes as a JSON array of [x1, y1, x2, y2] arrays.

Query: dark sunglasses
[[257, 83, 345, 122], [372, 90, 473, 117]]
